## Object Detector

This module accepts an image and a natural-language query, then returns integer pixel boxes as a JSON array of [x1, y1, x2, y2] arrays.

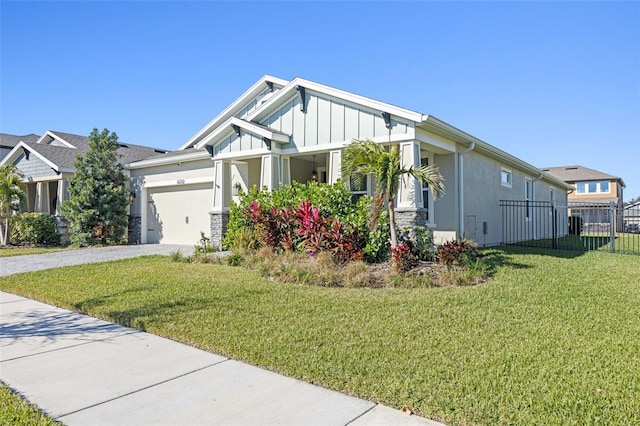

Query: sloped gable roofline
[[248, 77, 425, 124], [195, 117, 290, 150], [0, 141, 73, 173], [177, 75, 289, 151], [36, 130, 76, 148]]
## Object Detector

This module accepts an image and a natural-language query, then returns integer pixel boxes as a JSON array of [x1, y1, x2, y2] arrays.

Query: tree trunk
[[1, 216, 8, 246], [388, 199, 398, 248]]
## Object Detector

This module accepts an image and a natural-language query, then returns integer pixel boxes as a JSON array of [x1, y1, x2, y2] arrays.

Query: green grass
[[508, 233, 640, 255], [0, 383, 58, 425], [1, 247, 639, 425], [0, 246, 70, 258]]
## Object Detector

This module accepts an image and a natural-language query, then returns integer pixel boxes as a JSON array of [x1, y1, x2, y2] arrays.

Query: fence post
[[552, 203, 558, 250], [609, 201, 615, 253]]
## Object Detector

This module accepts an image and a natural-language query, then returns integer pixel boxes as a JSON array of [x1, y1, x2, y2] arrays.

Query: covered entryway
[[145, 183, 213, 245]]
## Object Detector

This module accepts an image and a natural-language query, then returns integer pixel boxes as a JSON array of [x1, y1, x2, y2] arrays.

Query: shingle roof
[[0, 133, 40, 148], [541, 165, 623, 184], [22, 131, 170, 169]]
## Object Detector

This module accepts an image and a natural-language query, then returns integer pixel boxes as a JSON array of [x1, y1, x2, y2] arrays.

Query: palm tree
[[342, 139, 445, 247], [0, 164, 26, 245]]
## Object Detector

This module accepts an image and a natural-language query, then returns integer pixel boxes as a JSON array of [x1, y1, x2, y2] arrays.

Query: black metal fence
[[500, 200, 640, 255]]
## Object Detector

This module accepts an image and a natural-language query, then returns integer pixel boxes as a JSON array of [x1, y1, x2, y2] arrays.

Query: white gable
[[259, 90, 411, 150]]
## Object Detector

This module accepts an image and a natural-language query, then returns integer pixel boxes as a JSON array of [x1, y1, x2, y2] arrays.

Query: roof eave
[[123, 150, 210, 169], [177, 75, 289, 151], [420, 116, 574, 191]]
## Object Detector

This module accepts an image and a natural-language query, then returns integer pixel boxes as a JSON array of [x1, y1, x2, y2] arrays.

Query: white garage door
[[146, 183, 213, 245]]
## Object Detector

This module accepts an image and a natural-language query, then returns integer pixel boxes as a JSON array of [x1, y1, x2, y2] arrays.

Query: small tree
[[342, 139, 445, 248], [61, 128, 129, 246], [0, 164, 26, 245]]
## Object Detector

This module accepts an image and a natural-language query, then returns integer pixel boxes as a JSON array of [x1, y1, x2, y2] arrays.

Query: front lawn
[[1, 247, 638, 425], [0, 246, 70, 258]]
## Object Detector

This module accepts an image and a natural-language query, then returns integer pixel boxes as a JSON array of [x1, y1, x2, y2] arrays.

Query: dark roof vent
[[119, 143, 129, 148]]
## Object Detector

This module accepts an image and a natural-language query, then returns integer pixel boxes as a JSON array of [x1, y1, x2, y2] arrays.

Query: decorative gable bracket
[[296, 85, 306, 113], [382, 112, 392, 129]]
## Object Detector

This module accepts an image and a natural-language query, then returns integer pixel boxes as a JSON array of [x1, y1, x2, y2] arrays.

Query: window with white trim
[[576, 181, 610, 194], [421, 157, 430, 222], [349, 172, 369, 203], [525, 178, 532, 220], [501, 168, 512, 187]]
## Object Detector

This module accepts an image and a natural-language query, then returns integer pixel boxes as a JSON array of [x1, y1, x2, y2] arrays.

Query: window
[[501, 168, 512, 187], [421, 157, 430, 221], [525, 178, 532, 220], [576, 181, 610, 194], [350, 172, 369, 203]]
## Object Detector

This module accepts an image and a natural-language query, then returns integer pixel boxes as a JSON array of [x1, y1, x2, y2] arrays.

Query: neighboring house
[[541, 165, 625, 205], [623, 200, 640, 233], [0, 133, 40, 161], [0, 130, 168, 239], [126, 75, 571, 247], [542, 165, 626, 232]]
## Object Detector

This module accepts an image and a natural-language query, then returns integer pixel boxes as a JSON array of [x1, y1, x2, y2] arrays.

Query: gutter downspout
[[458, 142, 475, 240], [532, 173, 543, 239]]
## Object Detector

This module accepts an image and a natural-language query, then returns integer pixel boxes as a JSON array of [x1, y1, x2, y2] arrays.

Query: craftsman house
[[125, 75, 571, 247]]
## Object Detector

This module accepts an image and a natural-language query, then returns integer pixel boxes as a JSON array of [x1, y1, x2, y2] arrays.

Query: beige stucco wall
[[129, 158, 214, 216]]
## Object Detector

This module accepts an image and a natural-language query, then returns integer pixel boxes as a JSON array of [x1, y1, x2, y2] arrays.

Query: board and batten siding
[[260, 92, 410, 149], [213, 132, 266, 156]]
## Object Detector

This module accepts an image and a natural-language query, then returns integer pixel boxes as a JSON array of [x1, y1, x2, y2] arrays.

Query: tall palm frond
[[342, 139, 445, 247]]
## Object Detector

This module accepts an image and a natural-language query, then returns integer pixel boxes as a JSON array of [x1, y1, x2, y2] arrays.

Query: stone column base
[[128, 215, 141, 244], [209, 211, 230, 248]]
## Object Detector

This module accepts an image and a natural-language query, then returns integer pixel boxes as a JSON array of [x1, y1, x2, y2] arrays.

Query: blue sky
[[2, 1, 639, 199]]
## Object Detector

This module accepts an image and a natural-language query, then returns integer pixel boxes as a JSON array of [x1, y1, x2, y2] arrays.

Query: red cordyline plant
[[390, 241, 418, 272], [243, 199, 365, 263]]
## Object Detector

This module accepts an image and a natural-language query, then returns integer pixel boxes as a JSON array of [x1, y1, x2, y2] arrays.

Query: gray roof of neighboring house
[[0, 133, 40, 148], [20, 131, 169, 169], [541, 165, 625, 186]]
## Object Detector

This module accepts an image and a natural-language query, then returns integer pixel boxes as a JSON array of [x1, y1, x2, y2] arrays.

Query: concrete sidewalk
[[0, 244, 193, 276], [1, 292, 443, 425]]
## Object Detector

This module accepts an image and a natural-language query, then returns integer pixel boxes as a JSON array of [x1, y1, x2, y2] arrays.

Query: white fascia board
[[123, 150, 210, 169], [37, 130, 75, 148], [248, 77, 424, 124], [177, 75, 289, 151], [229, 118, 290, 143], [211, 147, 273, 161], [194, 117, 290, 150], [0, 141, 61, 172], [422, 116, 573, 190]]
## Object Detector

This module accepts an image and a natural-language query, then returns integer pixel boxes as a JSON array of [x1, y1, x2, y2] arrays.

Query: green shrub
[[223, 181, 390, 263], [10, 213, 61, 245], [226, 253, 244, 266], [400, 225, 435, 261]]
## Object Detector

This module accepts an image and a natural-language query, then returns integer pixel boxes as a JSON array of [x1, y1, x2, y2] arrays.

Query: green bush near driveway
[[10, 213, 60, 246], [1, 247, 638, 425]]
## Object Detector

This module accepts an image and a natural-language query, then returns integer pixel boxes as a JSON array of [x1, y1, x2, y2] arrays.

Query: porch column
[[212, 159, 230, 211], [35, 182, 49, 213], [397, 141, 422, 208], [281, 156, 291, 186], [260, 154, 281, 191], [328, 150, 342, 185]]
